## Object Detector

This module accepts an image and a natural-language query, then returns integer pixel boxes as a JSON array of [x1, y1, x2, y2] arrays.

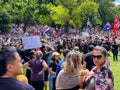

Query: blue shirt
[[56, 59, 64, 76]]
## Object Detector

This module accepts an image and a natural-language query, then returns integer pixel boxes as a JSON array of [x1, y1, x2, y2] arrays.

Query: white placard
[[115, 39, 120, 45], [82, 32, 89, 38], [22, 36, 42, 50]]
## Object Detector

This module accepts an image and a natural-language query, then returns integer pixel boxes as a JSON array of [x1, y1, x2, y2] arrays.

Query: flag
[[103, 22, 111, 31], [113, 16, 120, 35], [14, 27, 19, 33], [44, 26, 51, 34], [87, 18, 92, 27], [31, 31, 35, 35], [53, 30, 57, 38]]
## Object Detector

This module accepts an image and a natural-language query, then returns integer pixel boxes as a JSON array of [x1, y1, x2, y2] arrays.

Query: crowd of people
[[0, 26, 119, 90]]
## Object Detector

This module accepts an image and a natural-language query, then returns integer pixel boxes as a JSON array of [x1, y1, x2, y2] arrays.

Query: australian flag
[[103, 22, 111, 31]]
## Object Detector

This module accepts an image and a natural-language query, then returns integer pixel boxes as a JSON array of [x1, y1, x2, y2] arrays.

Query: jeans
[[48, 74, 56, 90]]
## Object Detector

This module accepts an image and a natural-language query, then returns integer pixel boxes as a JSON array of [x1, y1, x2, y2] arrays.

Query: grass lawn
[[108, 53, 120, 90]]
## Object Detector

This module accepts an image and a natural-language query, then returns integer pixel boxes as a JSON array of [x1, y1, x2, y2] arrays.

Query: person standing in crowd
[[25, 50, 37, 84], [0, 46, 34, 90], [82, 40, 89, 54], [85, 46, 114, 90], [111, 41, 118, 61], [48, 52, 60, 90], [24, 51, 48, 90], [56, 51, 89, 90], [83, 45, 95, 71], [40, 43, 55, 90], [56, 49, 70, 76]]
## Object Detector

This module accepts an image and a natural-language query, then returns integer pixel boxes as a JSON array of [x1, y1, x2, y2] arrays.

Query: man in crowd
[[0, 46, 34, 90]]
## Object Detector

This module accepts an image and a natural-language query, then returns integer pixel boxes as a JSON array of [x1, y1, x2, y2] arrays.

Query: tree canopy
[[0, 0, 120, 33]]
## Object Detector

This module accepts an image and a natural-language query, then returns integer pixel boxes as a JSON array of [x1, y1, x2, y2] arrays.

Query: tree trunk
[[23, 17, 30, 33], [64, 21, 69, 33]]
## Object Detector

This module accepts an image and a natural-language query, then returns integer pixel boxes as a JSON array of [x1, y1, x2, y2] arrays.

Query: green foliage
[[94, 0, 117, 26], [39, 15, 51, 25], [115, 5, 120, 17], [0, 0, 51, 32], [0, 0, 120, 31], [0, 10, 11, 34], [48, 4, 70, 25], [56, 0, 78, 10], [71, 1, 99, 28], [79, 1, 99, 16]]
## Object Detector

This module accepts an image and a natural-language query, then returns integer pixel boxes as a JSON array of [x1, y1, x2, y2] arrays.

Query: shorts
[[44, 70, 48, 81]]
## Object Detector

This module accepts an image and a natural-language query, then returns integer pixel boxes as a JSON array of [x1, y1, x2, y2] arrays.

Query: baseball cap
[[52, 52, 60, 56]]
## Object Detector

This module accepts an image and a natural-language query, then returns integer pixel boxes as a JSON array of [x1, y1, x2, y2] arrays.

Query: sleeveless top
[[29, 59, 44, 81]]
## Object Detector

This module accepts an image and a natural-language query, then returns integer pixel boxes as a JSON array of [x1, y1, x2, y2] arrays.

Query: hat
[[52, 52, 60, 56], [73, 46, 79, 51]]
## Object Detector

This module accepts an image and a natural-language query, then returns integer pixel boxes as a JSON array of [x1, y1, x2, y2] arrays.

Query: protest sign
[[22, 36, 41, 50]]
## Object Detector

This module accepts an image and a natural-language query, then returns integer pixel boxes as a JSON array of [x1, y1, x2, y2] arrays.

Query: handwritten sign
[[22, 36, 42, 50]]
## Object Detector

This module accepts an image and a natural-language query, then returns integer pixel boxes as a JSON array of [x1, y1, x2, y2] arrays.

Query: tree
[[0, 10, 11, 34], [94, 0, 117, 27], [51, 0, 98, 31], [1, 0, 51, 33], [48, 4, 70, 25], [72, 1, 99, 28]]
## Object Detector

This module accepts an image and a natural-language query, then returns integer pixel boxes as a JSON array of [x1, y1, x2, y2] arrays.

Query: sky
[[115, 0, 120, 5], [115, 0, 120, 3]]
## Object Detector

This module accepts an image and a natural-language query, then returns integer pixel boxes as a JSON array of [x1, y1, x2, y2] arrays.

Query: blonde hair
[[64, 51, 82, 75]]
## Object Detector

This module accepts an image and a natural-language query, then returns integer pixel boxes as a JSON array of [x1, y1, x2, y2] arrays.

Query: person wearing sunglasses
[[85, 46, 114, 90]]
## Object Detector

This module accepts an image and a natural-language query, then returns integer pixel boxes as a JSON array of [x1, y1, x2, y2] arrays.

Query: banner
[[22, 36, 42, 50]]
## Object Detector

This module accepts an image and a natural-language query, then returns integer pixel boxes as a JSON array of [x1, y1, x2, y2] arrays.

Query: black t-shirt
[[0, 77, 34, 90], [42, 51, 49, 64], [49, 61, 58, 72]]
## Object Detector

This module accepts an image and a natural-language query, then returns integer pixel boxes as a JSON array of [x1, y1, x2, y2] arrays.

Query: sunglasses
[[92, 55, 102, 59]]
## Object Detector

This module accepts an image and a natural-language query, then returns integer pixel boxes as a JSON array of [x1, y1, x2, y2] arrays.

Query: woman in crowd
[[56, 51, 88, 90], [25, 50, 37, 84], [40, 43, 55, 90], [85, 46, 114, 90], [24, 51, 48, 90], [48, 52, 60, 90]]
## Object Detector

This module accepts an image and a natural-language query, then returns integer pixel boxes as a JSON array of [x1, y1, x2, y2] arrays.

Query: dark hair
[[29, 50, 36, 59], [93, 46, 108, 57], [63, 49, 70, 57], [88, 45, 94, 52], [0, 46, 17, 76], [40, 45, 46, 52]]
